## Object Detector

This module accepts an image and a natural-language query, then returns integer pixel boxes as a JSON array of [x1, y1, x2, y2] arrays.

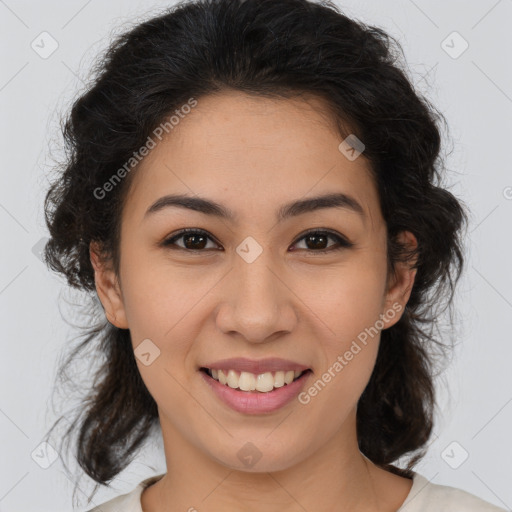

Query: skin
[[91, 90, 418, 512]]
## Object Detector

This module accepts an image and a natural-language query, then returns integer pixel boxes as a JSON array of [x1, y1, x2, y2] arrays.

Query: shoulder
[[85, 490, 137, 512], [84, 474, 165, 512], [400, 472, 508, 512]]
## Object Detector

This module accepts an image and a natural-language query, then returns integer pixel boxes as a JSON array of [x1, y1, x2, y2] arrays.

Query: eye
[[290, 229, 354, 253], [161, 228, 221, 251], [161, 228, 353, 254]]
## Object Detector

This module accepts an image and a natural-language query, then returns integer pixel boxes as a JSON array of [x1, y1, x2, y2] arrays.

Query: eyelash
[[161, 228, 354, 254]]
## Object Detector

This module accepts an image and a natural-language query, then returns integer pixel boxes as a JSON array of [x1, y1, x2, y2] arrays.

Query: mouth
[[200, 367, 312, 393]]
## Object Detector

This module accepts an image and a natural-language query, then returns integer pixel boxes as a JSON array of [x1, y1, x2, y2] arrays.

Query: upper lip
[[200, 357, 310, 374]]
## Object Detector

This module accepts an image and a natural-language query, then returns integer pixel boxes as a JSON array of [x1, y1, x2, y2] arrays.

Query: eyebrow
[[144, 192, 365, 222]]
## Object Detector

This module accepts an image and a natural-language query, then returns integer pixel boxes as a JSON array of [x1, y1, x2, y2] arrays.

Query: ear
[[381, 231, 418, 329], [89, 241, 129, 329]]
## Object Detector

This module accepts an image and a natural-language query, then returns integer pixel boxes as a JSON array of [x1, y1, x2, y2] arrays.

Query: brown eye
[[290, 230, 353, 253], [162, 229, 220, 251], [161, 228, 353, 254]]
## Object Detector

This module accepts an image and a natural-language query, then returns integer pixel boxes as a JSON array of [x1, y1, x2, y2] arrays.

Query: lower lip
[[200, 370, 311, 415]]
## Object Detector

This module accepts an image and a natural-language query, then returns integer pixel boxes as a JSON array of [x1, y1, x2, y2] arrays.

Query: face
[[91, 90, 416, 473]]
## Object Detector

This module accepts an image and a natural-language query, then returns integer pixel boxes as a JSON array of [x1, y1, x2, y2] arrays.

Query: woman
[[42, 0, 507, 510]]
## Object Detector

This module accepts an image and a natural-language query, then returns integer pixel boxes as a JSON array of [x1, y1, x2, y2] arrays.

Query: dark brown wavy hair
[[42, 0, 467, 506]]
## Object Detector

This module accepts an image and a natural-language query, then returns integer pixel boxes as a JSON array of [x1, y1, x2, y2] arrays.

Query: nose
[[215, 252, 298, 344]]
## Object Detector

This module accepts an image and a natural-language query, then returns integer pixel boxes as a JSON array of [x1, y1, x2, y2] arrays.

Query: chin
[[201, 435, 310, 474]]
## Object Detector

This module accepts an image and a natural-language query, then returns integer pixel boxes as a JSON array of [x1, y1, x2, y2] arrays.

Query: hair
[[42, 0, 467, 505]]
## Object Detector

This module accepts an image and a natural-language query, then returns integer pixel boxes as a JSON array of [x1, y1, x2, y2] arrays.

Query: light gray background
[[1, 0, 511, 510]]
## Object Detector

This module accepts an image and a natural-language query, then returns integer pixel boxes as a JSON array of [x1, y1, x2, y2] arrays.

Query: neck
[[141, 408, 408, 512]]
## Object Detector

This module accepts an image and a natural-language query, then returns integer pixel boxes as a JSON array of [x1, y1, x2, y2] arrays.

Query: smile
[[199, 367, 312, 414], [201, 368, 309, 393]]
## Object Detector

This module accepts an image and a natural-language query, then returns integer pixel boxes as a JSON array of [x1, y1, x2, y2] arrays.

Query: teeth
[[227, 369, 238, 389], [208, 368, 306, 392], [255, 372, 273, 392], [239, 371, 256, 391], [274, 371, 285, 388]]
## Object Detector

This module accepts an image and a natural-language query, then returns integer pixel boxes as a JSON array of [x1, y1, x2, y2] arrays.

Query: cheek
[[118, 242, 201, 335], [118, 245, 219, 383], [295, 254, 387, 398], [296, 266, 386, 419], [299, 254, 387, 339], [120, 260, 202, 418]]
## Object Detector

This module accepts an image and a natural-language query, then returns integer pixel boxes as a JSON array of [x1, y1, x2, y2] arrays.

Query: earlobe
[[381, 231, 418, 329], [89, 241, 129, 329]]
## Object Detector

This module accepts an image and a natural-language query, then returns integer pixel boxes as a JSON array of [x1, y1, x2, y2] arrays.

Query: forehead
[[122, 91, 381, 228]]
